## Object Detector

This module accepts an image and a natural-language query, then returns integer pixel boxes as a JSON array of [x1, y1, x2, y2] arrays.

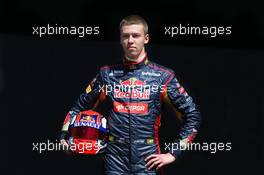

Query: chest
[[105, 68, 164, 102]]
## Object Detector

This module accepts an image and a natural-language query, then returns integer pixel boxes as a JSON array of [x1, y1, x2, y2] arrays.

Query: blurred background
[[1, 0, 263, 174]]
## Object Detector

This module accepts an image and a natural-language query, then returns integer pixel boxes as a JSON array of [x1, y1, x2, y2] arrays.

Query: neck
[[125, 50, 146, 63]]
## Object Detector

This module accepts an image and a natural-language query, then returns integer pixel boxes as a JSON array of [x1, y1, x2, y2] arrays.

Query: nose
[[128, 35, 134, 43]]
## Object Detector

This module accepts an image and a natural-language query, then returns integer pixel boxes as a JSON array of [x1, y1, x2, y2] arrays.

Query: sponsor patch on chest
[[142, 71, 161, 77], [113, 101, 148, 114]]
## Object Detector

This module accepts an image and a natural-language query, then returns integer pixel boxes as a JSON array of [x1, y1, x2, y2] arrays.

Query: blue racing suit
[[61, 56, 201, 174]]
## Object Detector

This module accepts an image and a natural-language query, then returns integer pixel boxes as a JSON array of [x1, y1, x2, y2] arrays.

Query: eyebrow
[[121, 32, 142, 35]]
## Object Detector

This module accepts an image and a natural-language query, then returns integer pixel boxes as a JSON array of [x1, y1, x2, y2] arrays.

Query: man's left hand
[[145, 153, 176, 171]]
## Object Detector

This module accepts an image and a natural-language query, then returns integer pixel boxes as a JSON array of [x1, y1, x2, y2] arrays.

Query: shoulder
[[99, 60, 124, 70], [98, 62, 123, 77], [147, 61, 175, 76], [99, 64, 122, 71]]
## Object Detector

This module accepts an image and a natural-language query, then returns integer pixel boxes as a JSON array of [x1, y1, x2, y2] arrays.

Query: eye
[[132, 34, 140, 38], [122, 34, 130, 38]]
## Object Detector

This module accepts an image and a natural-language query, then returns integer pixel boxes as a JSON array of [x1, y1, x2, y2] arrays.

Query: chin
[[127, 52, 138, 58]]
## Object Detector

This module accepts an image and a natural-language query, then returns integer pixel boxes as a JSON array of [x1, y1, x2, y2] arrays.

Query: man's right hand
[[59, 131, 74, 155], [60, 138, 74, 155], [60, 139, 69, 147]]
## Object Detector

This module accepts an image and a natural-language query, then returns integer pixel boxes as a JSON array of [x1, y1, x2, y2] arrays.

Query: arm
[[60, 72, 106, 140], [145, 74, 201, 170], [164, 74, 201, 157]]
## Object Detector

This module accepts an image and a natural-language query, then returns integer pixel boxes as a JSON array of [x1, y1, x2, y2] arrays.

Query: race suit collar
[[123, 52, 149, 69]]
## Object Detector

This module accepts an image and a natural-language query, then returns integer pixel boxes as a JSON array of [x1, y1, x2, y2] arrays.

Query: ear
[[144, 34, 149, 44]]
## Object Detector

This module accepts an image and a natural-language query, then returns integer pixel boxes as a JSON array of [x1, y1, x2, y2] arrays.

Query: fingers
[[60, 139, 71, 152], [156, 163, 163, 171], [145, 154, 163, 170], [148, 159, 162, 170], [60, 139, 74, 155], [145, 154, 157, 162], [145, 153, 175, 171], [145, 156, 159, 168], [60, 139, 69, 147]]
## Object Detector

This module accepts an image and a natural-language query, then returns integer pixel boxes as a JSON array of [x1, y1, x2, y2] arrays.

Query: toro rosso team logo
[[114, 77, 150, 99]]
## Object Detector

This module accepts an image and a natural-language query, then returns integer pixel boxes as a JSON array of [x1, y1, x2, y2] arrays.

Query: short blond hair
[[120, 15, 148, 34]]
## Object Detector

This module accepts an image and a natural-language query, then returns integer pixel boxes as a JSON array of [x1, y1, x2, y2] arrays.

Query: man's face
[[120, 24, 149, 59]]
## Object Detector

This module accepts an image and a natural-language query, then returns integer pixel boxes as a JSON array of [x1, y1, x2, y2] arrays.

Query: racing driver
[[60, 15, 201, 175]]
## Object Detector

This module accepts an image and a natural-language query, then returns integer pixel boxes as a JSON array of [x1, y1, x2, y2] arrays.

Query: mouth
[[128, 47, 136, 50]]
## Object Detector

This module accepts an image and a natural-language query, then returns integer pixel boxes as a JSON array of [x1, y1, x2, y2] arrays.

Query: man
[[60, 15, 201, 174]]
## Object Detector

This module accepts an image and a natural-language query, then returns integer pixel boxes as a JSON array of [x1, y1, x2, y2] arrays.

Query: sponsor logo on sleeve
[[179, 86, 185, 94], [86, 85, 92, 93]]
